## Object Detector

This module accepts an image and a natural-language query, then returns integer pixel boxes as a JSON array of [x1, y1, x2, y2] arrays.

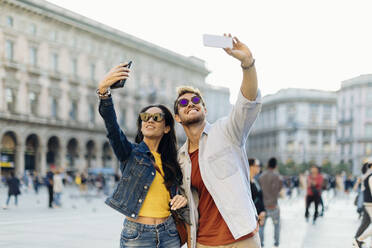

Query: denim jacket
[[99, 97, 186, 220]]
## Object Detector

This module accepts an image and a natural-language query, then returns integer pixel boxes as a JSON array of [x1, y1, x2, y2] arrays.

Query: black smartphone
[[110, 61, 132, 89]]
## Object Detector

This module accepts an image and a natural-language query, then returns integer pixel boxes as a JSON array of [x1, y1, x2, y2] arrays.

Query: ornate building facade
[[247, 88, 338, 167], [338, 74, 372, 174], [0, 0, 230, 176]]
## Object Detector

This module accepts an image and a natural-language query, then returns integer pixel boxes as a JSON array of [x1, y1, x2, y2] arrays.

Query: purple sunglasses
[[178, 96, 201, 107]]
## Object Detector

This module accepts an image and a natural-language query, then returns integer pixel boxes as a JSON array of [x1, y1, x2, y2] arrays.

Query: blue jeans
[[120, 216, 181, 248], [259, 207, 280, 246], [54, 192, 62, 206], [6, 195, 18, 206]]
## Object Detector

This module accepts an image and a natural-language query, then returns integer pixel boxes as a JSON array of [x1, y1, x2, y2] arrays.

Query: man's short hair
[[173, 86, 205, 115], [268, 157, 277, 169], [248, 158, 256, 167]]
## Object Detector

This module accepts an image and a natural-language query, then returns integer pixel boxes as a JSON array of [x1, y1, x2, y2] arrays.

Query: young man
[[258, 157, 283, 247], [174, 34, 262, 248]]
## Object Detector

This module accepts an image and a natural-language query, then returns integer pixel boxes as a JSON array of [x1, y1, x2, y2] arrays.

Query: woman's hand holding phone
[[97, 62, 131, 94]]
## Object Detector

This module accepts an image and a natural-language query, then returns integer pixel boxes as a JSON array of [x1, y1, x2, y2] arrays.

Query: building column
[[331, 131, 337, 163], [0, 79, 4, 112], [15, 143, 25, 176], [59, 143, 67, 169], [39, 144, 47, 176], [317, 131, 322, 165], [75, 155, 83, 172], [96, 145, 103, 169]]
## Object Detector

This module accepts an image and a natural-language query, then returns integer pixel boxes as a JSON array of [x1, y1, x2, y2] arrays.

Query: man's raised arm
[[223, 34, 258, 101]]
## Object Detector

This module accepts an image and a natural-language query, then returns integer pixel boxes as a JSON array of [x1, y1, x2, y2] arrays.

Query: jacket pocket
[[121, 159, 146, 180], [208, 147, 238, 179], [112, 179, 126, 201]]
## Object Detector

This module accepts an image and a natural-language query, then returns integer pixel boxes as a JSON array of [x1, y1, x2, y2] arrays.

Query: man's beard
[[181, 114, 205, 126]]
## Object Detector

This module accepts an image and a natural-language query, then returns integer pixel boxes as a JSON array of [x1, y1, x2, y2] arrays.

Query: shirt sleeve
[[222, 89, 262, 146]]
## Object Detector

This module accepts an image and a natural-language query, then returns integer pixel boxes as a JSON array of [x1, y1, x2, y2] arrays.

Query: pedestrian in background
[[292, 175, 300, 197], [318, 167, 327, 217], [353, 161, 372, 248], [305, 165, 324, 224], [46, 168, 54, 208], [32, 171, 41, 194], [249, 158, 266, 230], [328, 175, 337, 197], [345, 174, 355, 195], [259, 157, 283, 247], [336, 172, 345, 196], [80, 173, 88, 195], [299, 172, 307, 197], [53, 168, 64, 207], [3, 171, 21, 209]]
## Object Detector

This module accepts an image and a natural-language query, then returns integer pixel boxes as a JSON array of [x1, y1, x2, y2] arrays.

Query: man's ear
[[174, 114, 181, 123], [164, 125, 171, 134]]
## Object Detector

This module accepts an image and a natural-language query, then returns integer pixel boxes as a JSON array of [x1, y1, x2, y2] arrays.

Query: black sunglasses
[[139, 112, 165, 122], [178, 96, 201, 108]]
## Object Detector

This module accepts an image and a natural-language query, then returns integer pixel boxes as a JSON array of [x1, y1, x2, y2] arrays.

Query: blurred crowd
[[1, 167, 120, 209]]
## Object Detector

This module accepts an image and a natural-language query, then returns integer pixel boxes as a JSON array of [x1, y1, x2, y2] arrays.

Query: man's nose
[[187, 102, 196, 108]]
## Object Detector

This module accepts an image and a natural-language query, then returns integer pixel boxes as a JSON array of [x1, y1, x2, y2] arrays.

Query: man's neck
[[183, 121, 206, 153], [249, 170, 255, 181]]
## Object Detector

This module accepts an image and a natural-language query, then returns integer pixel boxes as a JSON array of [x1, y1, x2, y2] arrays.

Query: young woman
[[97, 63, 188, 248]]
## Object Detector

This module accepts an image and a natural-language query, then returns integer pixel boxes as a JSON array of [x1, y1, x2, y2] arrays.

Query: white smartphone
[[203, 34, 233, 48]]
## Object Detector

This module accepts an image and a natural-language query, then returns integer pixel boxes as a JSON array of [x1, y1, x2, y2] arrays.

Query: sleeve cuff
[[236, 89, 262, 105], [100, 97, 113, 107]]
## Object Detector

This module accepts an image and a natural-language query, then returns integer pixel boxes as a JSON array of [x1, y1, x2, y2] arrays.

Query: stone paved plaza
[[0, 186, 361, 248]]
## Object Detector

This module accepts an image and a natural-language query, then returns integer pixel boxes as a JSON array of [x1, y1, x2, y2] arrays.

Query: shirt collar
[[138, 141, 151, 154], [179, 121, 211, 155], [203, 121, 211, 135]]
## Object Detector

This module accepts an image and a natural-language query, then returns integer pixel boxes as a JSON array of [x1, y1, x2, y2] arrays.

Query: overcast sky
[[48, 0, 372, 102]]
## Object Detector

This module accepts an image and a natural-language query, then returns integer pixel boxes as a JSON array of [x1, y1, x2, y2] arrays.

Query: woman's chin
[[143, 133, 163, 140]]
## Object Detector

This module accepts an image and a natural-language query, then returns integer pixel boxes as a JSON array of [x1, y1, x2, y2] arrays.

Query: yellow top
[[138, 151, 170, 218]]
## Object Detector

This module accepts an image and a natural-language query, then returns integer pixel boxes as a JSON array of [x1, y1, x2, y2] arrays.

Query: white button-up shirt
[[178, 90, 262, 247]]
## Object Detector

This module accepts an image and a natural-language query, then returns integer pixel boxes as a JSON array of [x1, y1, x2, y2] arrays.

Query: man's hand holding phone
[[203, 33, 254, 68], [222, 34, 254, 67], [97, 62, 131, 94]]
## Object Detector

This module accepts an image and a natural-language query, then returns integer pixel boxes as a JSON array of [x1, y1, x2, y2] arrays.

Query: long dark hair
[[135, 104, 183, 187]]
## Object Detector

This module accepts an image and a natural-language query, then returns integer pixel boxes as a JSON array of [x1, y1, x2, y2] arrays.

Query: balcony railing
[[26, 64, 42, 76], [48, 70, 62, 80], [2, 59, 20, 70], [68, 74, 81, 85]]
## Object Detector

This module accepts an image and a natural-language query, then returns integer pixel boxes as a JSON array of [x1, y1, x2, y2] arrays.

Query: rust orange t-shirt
[[189, 149, 253, 246]]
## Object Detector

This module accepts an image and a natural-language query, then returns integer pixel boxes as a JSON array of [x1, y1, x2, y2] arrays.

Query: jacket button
[[138, 199, 142, 203], [131, 214, 135, 218], [144, 186, 148, 189], [151, 172, 155, 176]]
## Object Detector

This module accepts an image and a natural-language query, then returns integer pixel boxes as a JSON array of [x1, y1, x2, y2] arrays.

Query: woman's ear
[[164, 125, 171, 134]]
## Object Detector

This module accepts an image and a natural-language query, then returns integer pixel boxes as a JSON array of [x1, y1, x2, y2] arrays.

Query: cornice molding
[[3, 0, 209, 76]]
